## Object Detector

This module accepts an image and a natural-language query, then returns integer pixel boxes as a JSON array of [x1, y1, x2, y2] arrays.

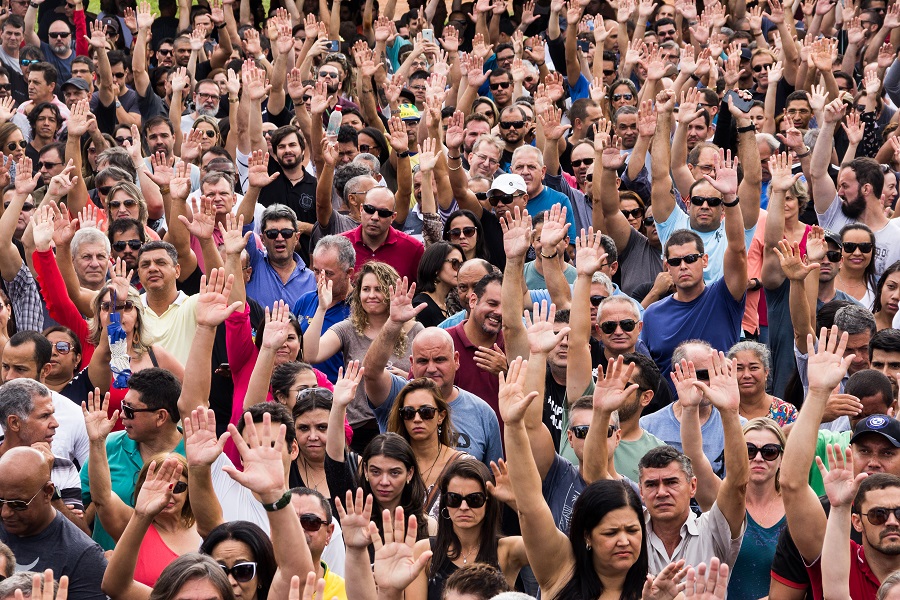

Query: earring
[[441, 507, 451, 519], [438, 424, 442, 436]]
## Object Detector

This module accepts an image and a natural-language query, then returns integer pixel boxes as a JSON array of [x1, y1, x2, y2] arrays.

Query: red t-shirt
[[805, 541, 881, 600]]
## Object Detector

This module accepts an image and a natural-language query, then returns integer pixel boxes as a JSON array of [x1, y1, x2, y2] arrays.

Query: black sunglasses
[[824, 250, 842, 262], [603, 68, 616, 75], [362, 204, 394, 218], [172, 481, 188, 494], [694, 369, 710, 381], [642, 216, 655, 227], [53, 341, 73, 354], [157, 48, 173, 55], [621, 208, 642, 219], [263, 228, 297, 240], [108, 199, 138, 209], [599, 319, 638, 334], [864, 507, 900, 526], [499, 120, 524, 129], [752, 64, 772, 72], [488, 193, 524, 206], [747, 442, 783, 461], [195, 129, 217, 138], [37, 161, 61, 170], [299, 513, 328, 532], [612, 93, 633, 101], [490, 81, 511, 90], [571, 157, 594, 168], [590, 295, 607, 307], [115, 136, 133, 145], [219, 562, 257, 583], [444, 491, 487, 509], [398, 405, 438, 420], [843, 241, 874, 254], [690, 196, 723, 207], [113, 239, 142, 252], [666, 253, 702, 267], [97, 185, 113, 196], [5, 202, 34, 211], [475, 192, 488, 201], [570, 424, 616, 439], [48, 31, 71, 38], [447, 226, 477, 239], [100, 300, 135, 312], [5, 140, 26, 151], [121, 402, 156, 419]]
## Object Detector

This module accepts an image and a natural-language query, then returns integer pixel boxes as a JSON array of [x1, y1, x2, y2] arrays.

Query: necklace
[[460, 545, 478, 564], [421, 445, 444, 485], [302, 458, 326, 491]]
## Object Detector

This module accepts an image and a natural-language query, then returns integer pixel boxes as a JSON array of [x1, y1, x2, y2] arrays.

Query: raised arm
[[564, 0, 587, 88], [132, 2, 154, 99], [22, 0, 41, 47], [184, 406, 227, 537], [499, 207, 532, 362], [674, 359, 720, 512], [244, 302, 291, 410], [326, 362, 362, 462], [702, 149, 749, 302], [159, 158, 200, 278], [672, 87, 704, 199], [568, 228, 605, 400], [582, 357, 639, 483], [597, 133, 634, 255], [810, 99, 844, 213], [443, 110, 483, 217], [83, 390, 132, 541], [651, 89, 678, 223], [0, 158, 38, 280], [775, 240, 818, 353]]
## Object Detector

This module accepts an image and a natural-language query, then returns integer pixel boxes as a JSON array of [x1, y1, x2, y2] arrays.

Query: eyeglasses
[[444, 491, 487, 509], [599, 319, 638, 334], [195, 92, 218, 102], [172, 481, 188, 494], [752, 64, 772, 73], [121, 402, 157, 419], [113, 239, 142, 252], [106, 29, 118, 37], [37, 160, 61, 170], [362, 204, 394, 218], [299, 513, 328, 532], [824, 250, 842, 262], [445, 258, 462, 271], [0, 84, 12, 91], [301, 94, 312, 103], [499, 120, 524, 129], [5, 202, 34, 211], [108, 199, 138, 210], [489, 81, 511, 90], [746, 442, 783, 461], [113, 136, 133, 146], [398, 405, 438, 420], [48, 31, 70, 38], [157, 49, 173, 56], [219, 562, 257, 583], [666, 253, 703, 267], [571, 158, 594, 168], [589, 295, 607, 307], [570, 424, 616, 439], [488, 192, 525, 206], [448, 226, 477, 239], [100, 300, 135, 312], [318, 71, 340, 79], [603, 68, 617, 75], [693, 164, 716, 174], [843, 241, 874, 254], [472, 153, 499, 167], [0, 484, 48, 511], [612, 93, 633, 101], [621, 208, 642, 219], [694, 369, 710, 381], [863, 507, 900, 526], [195, 129, 217, 138], [97, 185, 113, 196], [53, 341, 73, 354], [358, 143, 372, 153], [20, 60, 39, 67], [475, 192, 488, 201], [263, 228, 296, 240], [5, 140, 26, 151], [112, 71, 126, 79], [690, 196, 723, 207]]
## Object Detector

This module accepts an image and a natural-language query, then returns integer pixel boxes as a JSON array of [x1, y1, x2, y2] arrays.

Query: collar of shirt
[[141, 290, 189, 308]]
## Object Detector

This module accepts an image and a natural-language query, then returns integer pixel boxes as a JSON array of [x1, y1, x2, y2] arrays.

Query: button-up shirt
[[341, 225, 424, 284], [243, 223, 317, 308]]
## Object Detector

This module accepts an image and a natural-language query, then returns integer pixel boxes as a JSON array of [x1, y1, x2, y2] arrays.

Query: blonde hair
[[742, 417, 786, 492], [88, 284, 152, 356]]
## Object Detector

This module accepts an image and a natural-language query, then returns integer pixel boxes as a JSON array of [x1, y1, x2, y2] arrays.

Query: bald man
[[0, 448, 107, 600], [364, 304, 502, 464]]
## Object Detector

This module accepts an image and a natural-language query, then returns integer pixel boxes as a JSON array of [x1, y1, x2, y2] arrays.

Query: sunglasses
[[112, 71, 126, 79], [219, 562, 257, 583], [590, 295, 607, 307], [444, 491, 487, 509], [157, 49, 173, 55], [195, 129, 217, 138], [48, 31, 70, 38], [488, 193, 524, 206], [585, 174, 593, 182], [20, 60, 39, 67], [475, 192, 488, 201], [445, 258, 462, 271], [5, 202, 34, 211], [499, 120, 524, 129], [746, 442, 783, 461], [37, 161, 61, 170], [690, 196, 723, 207], [0, 486, 46, 511], [318, 71, 340, 79], [843, 242, 874, 254], [108, 199, 138, 210], [824, 250, 842, 262], [621, 208, 642, 219], [752, 64, 772, 72], [362, 204, 394, 218], [113, 239, 142, 252], [299, 513, 328, 532], [358, 143, 372, 153], [489, 81, 511, 90], [5, 140, 26, 151], [570, 424, 616, 439], [398, 405, 438, 420], [694, 369, 710, 381], [121, 402, 156, 419], [301, 94, 312, 102], [100, 300, 135, 312], [666, 253, 703, 267], [172, 481, 188, 494], [53, 341, 73, 354], [263, 228, 297, 240], [448, 226, 477, 239], [571, 158, 594, 168], [642, 216, 655, 227], [603, 68, 616, 75], [863, 507, 900, 526], [0, 84, 11, 91], [97, 185, 113, 196], [115, 136, 133, 146], [599, 319, 638, 334], [297, 387, 334, 402], [612, 93, 633, 101]]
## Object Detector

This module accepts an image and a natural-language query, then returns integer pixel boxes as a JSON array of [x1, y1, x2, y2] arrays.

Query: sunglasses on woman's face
[[5, 140, 26, 152], [843, 241, 873, 254], [195, 129, 217, 138], [172, 481, 188, 494], [444, 491, 487, 509], [219, 562, 257, 583], [621, 208, 642, 219], [108, 199, 138, 210], [746, 443, 782, 461], [53, 341, 73, 354], [398, 405, 437, 420], [447, 226, 477, 240]]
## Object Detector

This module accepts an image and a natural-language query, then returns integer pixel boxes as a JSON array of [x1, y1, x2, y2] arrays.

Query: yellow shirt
[[320, 562, 346, 600], [140, 291, 200, 366]]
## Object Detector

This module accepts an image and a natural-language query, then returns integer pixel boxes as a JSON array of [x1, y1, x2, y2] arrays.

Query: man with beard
[[461, 114, 492, 170], [180, 79, 220, 133], [23, 11, 74, 82], [316, 61, 358, 116], [107, 218, 145, 287], [142, 115, 201, 192], [498, 105, 528, 172], [811, 99, 900, 277]]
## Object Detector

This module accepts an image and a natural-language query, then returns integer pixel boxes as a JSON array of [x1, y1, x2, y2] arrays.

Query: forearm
[[582, 408, 612, 482], [627, 135, 651, 181], [345, 548, 378, 600], [95, 47, 116, 107], [87, 440, 115, 508], [782, 389, 828, 489], [23, 5, 39, 46], [821, 505, 853, 600], [244, 347, 276, 409], [177, 326, 215, 419], [101, 512, 153, 599], [363, 320, 404, 376], [394, 156, 412, 226], [188, 465, 224, 538], [501, 255, 528, 362], [198, 235, 224, 271]]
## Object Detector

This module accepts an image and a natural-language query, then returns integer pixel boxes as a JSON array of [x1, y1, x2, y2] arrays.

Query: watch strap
[[262, 490, 291, 512]]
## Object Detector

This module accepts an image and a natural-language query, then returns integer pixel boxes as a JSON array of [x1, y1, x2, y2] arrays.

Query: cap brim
[[851, 429, 900, 448]]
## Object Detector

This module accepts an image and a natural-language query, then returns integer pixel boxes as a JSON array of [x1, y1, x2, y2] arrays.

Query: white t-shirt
[[817, 195, 900, 278], [51, 390, 89, 469]]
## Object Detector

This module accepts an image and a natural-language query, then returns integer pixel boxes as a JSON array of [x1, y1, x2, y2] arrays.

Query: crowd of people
[[0, 0, 900, 597]]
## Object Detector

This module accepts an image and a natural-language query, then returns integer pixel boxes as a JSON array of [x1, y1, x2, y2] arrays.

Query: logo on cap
[[868, 416, 889, 428]]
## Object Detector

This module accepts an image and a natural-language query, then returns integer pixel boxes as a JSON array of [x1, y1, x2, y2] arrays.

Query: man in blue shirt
[[511, 145, 576, 234], [293, 235, 355, 383]]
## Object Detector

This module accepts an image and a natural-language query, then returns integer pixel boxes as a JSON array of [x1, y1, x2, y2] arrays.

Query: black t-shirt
[[475, 210, 506, 273], [413, 293, 448, 328]]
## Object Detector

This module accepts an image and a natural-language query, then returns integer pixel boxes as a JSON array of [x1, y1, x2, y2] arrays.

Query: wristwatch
[[736, 124, 756, 134], [262, 490, 291, 512], [722, 197, 740, 208], [396, 151, 411, 158]]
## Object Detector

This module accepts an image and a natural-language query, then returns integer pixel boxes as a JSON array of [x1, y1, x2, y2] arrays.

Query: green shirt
[[614, 430, 666, 482], [80, 430, 186, 550], [808, 429, 851, 497]]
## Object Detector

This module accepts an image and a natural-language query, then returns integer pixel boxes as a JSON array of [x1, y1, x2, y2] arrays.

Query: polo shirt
[[141, 291, 201, 365], [446, 321, 504, 416], [806, 542, 880, 600], [243, 222, 317, 308], [294, 293, 351, 383], [645, 501, 745, 575], [341, 225, 424, 284], [323, 562, 347, 600], [525, 186, 576, 234], [80, 430, 186, 550]]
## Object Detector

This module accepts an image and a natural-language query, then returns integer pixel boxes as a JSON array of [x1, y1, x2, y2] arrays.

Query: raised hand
[[218, 213, 251, 257], [168, 159, 191, 201], [684, 559, 730, 600], [81, 388, 118, 443], [768, 152, 801, 193], [223, 412, 288, 502], [643, 560, 688, 600], [108, 257, 133, 300], [136, 0, 153, 29], [371, 508, 433, 592], [387, 117, 410, 154], [773, 239, 818, 282], [691, 351, 740, 412], [540, 203, 571, 251], [180, 128, 204, 165], [593, 355, 640, 413], [500, 206, 533, 259], [194, 268, 243, 328], [388, 277, 426, 323], [816, 443, 867, 508], [14, 156, 40, 196], [246, 150, 279, 189], [260, 301, 293, 352], [805, 226, 826, 263], [574, 227, 608, 276], [807, 326, 854, 394], [183, 406, 229, 468], [134, 458, 182, 518], [333, 361, 363, 409], [498, 356, 539, 425], [31, 204, 55, 252], [85, 18, 107, 49], [485, 459, 517, 509], [637, 100, 658, 138], [417, 138, 439, 172], [178, 195, 217, 240], [538, 106, 570, 142], [841, 110, 865, 146], [0, 96, 15, 124], [51, 202, 78, 247], [334, 489, 373, 549], [702, 149, 739, 197], [672, 359, 703, 408], [46, 161, 78, 199], [600, 135, 627, 170]]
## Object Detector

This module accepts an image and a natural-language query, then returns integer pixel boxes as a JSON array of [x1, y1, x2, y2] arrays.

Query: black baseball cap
[[851, 414, 900, 448]]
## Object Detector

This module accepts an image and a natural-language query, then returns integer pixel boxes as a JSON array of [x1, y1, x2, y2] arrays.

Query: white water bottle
[[326, 105, 342, 141]]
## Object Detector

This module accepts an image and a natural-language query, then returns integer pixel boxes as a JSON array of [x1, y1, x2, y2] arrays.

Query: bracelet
[[158, 185, 171, 195], [689, 73, 701, 81], [535, 61, 545, 66], [736, 124, 756, 133], [795, 146, 812, 158], [29, 2, 38, 7], [722, 197, 740, 208], [262, 490, 292, 512], [396, 151, 411, 158], [215, 22, 225, 29], [228, 96, 239, 103], [540, 250, 559, 259]]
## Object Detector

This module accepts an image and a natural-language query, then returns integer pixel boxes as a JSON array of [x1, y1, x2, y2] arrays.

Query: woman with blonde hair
[[304, 261, 423, 449], [105, 180, 149, 225], [191, 115, 224, 154]]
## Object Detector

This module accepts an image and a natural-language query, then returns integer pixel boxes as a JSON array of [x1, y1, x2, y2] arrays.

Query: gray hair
[[71, 226, 111, 258], [334, 163, 371, 200], [260, 203, 298, 232], [491, 593, 537, 600], [835, 305, 877, 335], [95, 165, 135, 187], [597, 295, 640, 321], [727, 340, 771, 371], [96, 150, 137, 182], [671, 339, 713, 369], [472, 134, 503, 156], [343, 174, 378, 204], [879, 571, 900, 600], [590, 272, 614, 295], [0, 379, 49, 433], [313, 235, 356, 270], [353, 152, 381, 173], [511, 144, 544, 168], [756, 133, 779, 153], [200, 170, 235, 191], [0, 572, 55, 600]]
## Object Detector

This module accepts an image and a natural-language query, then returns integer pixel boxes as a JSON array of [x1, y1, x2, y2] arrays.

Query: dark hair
[[38, 141, 64, 161], [357, 127, 389, 159], [854, 473, 900, 513], [28, 62, 57, 86], [291, 386, 333, 422], [41, 326, 82, 371], [336, 125, 359, 146], [388, 378, 455, 447], [270, 125, 303, 152], [432, 461, 502, 581], [360, 433, 428, 541], [27, 102, 61, 136], [107, 50, 129, 70], [554, 480, 648, 600], [271, 361, 316, 404], [845, 369, 894, 409], [1, 15, 23, 31], [845, 157, 885, 198], [569, 98, 599, 127], [417, 242, 465, 294], [443, 210, 489, 261], [816, 300, 855, 331], [785, 90, 812, 106], [7, 331, 52, 374], [237, 402, 297, 447], [871, 329, 900, 358], [143, 115, 175, 139], [149, 554, 236, 600], [473, 272, 503, 300], [664, 229, 704, 257], [200, 521, 276, 600], [108, 217, 146, 242], [489, 68, 512, 83], [638, 445, 694, 479], [289, 486, 333, 522], [254, 312, 302, 359], [128, 368, 181, 423], [840, 223, 878, 296], [873, 261, 900, 315], [622, 352, 661, 396], [138, 240, 179, 265], [654, 17, 676, 29], [443, 563, 511, 599]]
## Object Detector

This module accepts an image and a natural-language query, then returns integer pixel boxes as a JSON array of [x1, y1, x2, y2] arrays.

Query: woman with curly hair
[[304, 261, 423, 448]]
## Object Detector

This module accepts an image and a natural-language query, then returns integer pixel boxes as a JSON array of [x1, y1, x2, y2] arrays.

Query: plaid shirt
[[7, 262, 44, 332]]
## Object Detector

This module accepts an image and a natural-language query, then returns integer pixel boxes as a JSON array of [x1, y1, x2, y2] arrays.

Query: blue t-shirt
[[543, 454, 585, 534], [370, 374, 503, 465], [293, 293, 350, 383], [526, 186, 576, 236], [641, 277, 745, 386], [567, 73, 591, 101]]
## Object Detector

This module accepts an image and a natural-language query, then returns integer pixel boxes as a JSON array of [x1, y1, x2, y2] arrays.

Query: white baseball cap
[[488, 174, 527, 196]]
